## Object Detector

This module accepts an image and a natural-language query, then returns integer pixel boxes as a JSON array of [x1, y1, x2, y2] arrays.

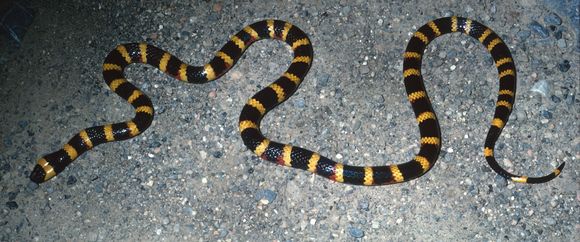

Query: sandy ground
[[1, 0, 578, 241]]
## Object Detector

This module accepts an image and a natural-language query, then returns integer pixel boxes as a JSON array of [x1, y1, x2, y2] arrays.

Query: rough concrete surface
[[1, 0, 578, 241]]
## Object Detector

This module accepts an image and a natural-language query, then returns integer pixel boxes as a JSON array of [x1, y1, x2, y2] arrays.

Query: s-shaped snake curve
[[30, 17, 564, 185]]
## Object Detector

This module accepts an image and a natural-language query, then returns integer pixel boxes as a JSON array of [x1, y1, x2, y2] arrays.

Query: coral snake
[[30, 17, 565, 185]]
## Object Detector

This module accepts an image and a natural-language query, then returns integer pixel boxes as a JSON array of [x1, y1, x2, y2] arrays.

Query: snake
[[30, 17, 565, 185]]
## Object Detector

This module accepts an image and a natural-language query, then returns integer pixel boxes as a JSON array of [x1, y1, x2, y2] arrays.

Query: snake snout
[[29, 164, 46, 184]]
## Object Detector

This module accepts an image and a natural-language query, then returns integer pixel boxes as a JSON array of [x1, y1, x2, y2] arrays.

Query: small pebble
[[255, 189, 277, 204], [6, 201, 18, 210], [358, 200, 370, 211], [557, 39, 567, 48], [530, 80, 550, 97], [348, 226, 364, 238], [557, 60, 570, 72], [550, 95, 561, 103], [341, 6, 351, 15], [317, 73, 331, 87], [27, 181, 39, 190], [294, 98, 305, 108], [310, 218, 316, 225], [565, 93, 575, 105], [94, 183, 103, 193], [212, 3, 222, 12], [517, 30, 531, 41], [344, 186, 354, 194], [540, 110, 553, 119], [199, 151, 207, 159], [208, 91, 217, 98], [18, 120, 28, 129], [373, 94, 385, 107], [503, 158, 514, 168], [494, 175, 508, 187], [8, 191, 17, 201], [544, 13, 562, 26], [544, 217, 557, 225], [67, 175, 77, 185], [212, 151, 222, 158], [529, 21, 549, 38], [149, 32, 158, 41], [1, 163, 10, 172], [447, 49, 457, 59], [465, 5, 474, 12], [183, 207, 195, 216], [360, 66, 370, 74], [467, 185, 477, 195]]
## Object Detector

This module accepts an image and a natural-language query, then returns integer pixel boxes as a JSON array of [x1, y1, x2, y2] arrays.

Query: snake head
[[29, 158, 57, 184], [30, 164, 47, 184]]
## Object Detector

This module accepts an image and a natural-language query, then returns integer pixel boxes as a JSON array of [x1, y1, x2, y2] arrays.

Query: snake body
[[30, 17, 564, 185]]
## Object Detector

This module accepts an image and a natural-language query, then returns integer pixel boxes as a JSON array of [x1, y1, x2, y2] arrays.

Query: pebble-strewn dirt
[[1, 0, 578, 241]]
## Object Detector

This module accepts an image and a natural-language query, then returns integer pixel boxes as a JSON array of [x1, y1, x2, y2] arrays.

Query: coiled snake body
[[30, 17, 564, 185]]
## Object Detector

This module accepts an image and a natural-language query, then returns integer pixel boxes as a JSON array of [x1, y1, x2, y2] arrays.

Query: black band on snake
[[30, 17, 564, 185]]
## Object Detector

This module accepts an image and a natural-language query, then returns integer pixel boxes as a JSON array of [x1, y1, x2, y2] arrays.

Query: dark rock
[[541, 110, 553, 119], [553, 30, 562, 39], [1, 163, 10, 172], [18, 120, 28, 129], [8, 191, 17, 201], [67, 175, 77, 185], [6, 201, 18, 210], [212, 151, 222, 158], [558, 60, 570, 72]]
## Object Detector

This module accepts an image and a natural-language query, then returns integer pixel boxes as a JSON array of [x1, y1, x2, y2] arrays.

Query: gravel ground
[[1, 0, 578, 241]]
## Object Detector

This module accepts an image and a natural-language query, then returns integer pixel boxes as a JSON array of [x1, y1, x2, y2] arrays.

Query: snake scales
[[30, 17, 564, 185]]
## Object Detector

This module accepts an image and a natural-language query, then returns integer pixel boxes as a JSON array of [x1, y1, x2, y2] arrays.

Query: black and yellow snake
[[30, 17, 564, 185]]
